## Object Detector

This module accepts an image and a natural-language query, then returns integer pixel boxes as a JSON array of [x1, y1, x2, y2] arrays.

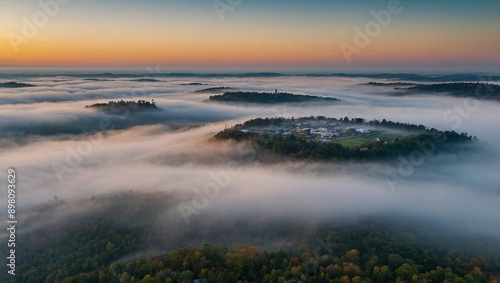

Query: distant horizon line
[[1, 71, 499, 77], [1, 72, 499, 81]]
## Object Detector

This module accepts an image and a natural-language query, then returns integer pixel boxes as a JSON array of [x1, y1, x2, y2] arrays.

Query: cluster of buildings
[[238, 118, 378, 143]]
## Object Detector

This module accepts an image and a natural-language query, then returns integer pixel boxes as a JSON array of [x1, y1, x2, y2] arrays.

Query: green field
[[336, 131, 410, 148]]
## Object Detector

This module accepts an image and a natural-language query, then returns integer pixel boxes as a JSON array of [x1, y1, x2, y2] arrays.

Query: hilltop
[[5, 191, 499, 283], [364, 82, 500, 100], [85, 99, 159, 113], [194, 86, 233, 93], [206, 91, 339, 104], [361, 82, 418, 87], [214, 116, 475, 162], [405, 82, 500, 100], [129, 78, 162, 82], [0, 81, 36, 88]]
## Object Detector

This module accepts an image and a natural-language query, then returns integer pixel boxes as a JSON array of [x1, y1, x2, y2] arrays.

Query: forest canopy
[[206, 92, 339, 104], [85, 100, 159, 112], [0, 81, 36, 88]]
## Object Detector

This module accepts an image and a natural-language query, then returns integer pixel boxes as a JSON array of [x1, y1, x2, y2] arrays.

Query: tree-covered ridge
[[325, 73, 500, 82], [48, 230, 500, 283], [361, 82, 418, 87], [18, 217, 146, 283], [0, 81, 36, 88], [3, 192, 171, 283], [182, 82, 207, 86], [193, 86, 233, 93], [85, 99, 159, 112], [405, 83, 500, 100], [362, 82, 500, 100], [206, 92, 339, 104], [214, 117, 475, 162], [4, 192, 500, 282], [130, 78, 162, 82]]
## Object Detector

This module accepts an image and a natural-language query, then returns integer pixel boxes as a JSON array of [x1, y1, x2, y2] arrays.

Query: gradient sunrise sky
[[0, 0, 499, 73]]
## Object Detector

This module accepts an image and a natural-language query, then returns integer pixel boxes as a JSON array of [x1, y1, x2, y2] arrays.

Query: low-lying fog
[[1, 75, 499, 255]]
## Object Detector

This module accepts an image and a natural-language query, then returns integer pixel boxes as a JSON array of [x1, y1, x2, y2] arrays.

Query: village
[[235, 117, 382, 144]]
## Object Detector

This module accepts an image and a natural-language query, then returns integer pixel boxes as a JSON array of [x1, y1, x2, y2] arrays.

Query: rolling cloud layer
[[1, 75, 499, 258]]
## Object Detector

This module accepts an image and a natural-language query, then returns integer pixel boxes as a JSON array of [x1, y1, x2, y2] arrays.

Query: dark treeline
[[240, 117, 288, 127], [194, 87, 233, 93], [130, 78, 162, 82], [215, 129, 473, 162], [182, 83, 206, 86], [85, 100, 158, 111], [4, 193, 170, 283], [362, 82, 418, 87], [0, 81, 36, 88], [406, 83, 500, 100], [4, 192, 500, 282], [207, 92, 339, 104], [31, 228, 500, 283]]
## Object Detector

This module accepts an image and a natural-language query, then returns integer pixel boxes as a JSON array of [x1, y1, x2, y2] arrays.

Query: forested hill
[[85, 100, 159, 112], [47, 240, 500, 283], [214, 117, 476, 162], [362, 82, 418, 87], [361, 82, 500, 100], [0, 81, 36, 88], [206, 91, 339, 104], [406, 83, 500, 100], [193, 86, 233, 93], [3, 192, 500, 282]]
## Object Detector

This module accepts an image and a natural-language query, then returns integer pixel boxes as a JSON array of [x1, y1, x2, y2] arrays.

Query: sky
[[0, 0, 499, 73]]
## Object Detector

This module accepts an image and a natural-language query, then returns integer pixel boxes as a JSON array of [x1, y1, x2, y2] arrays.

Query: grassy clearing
[[336, 138, 368, 147], [335, 131, 410, 148]]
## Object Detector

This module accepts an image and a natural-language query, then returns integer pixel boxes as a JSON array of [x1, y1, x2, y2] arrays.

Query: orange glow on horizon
[[0, 0, 498, 72], [1, 18, 498, 71]]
